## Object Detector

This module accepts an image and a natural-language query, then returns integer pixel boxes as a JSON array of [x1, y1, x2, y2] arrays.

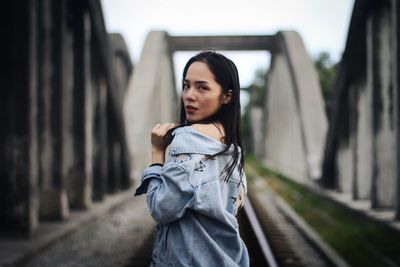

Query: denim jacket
[[135, 126, 249, 267]]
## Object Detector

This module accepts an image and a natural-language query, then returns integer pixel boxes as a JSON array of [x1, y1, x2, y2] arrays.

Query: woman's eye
[[199, 86, 208, 90], [183, 84, 189, 90]]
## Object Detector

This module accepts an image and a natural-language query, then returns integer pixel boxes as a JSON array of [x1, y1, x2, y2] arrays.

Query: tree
[[314, 52, 339, 117], [241, 68, 267, 152]]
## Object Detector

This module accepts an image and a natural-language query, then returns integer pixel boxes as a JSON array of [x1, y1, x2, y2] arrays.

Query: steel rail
[[243, 198, 279, 267]]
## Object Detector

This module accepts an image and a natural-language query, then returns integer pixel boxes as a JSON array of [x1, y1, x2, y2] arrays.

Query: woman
[[135, 50, 249, 267]]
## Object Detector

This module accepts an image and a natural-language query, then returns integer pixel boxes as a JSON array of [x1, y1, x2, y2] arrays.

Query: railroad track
[[240, 198, 279, 267], [239, 193, 307, 267]]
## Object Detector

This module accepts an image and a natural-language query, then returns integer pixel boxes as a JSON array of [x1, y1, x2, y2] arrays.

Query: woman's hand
[[151, 123, 176, 164], [151, 123, 176, 150]]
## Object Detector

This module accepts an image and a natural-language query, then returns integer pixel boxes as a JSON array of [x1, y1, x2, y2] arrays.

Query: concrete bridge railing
[[261, 31, 327, 184], [0, 0, 132, 236], [322, 0, 400, 220]]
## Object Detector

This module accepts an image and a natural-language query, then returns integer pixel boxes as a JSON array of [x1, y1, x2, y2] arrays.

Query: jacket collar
[[169, 126, 235, 156]]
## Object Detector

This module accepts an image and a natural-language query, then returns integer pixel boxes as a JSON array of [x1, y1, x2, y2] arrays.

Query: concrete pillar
[[107, 34, 133, 193], [280, 31, 328, 181], [92, 74, 108, 201], [345, 10, 374, 201], [336, 137, 353, 193], [62, 0, 76, 210], [369, 9, 380, 209], [250, 107, 264, 158], [263, 32, 327, 183], [355, 78, 373, 199], [263, 52, 307, 182], [369, 6, 396, 209], [124, 31, 178, 178], [68, 2, 93, 209], [107, 136, 122, 193], [87, 0, 131, 191], [27, 0, 40, 235], [37, 0, 54, 210], [0, 2, 10, 232], [0, 0, 40, 236], [39, 0, 70, 220], [392, 0, 400, 219], [349, 83, 359, 199]]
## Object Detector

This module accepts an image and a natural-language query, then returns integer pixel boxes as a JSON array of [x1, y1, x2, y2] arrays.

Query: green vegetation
[[246, 68, 267, 108], [240, 68, 267, 152], [245, 155, 400, 267], [314, 52, 339, 116]]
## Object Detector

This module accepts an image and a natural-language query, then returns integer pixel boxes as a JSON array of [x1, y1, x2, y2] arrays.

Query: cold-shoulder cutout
[[190, 123, 225, 144]]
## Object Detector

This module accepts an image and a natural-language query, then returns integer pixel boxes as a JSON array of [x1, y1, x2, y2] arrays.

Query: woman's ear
[[223, 90, 233, 104]]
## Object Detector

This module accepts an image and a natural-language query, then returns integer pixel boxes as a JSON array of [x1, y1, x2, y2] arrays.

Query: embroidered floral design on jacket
[[173, 153, 192, 163], [194, 160, 206, 172]]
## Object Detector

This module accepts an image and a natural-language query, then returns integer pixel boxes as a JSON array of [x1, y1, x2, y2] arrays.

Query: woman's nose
[[184, 88, 196, 101]]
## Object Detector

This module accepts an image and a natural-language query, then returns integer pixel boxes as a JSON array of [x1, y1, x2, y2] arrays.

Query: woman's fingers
[[159, 123, 170, 132], [151, 123, 176, 141], [164, 122, 176, 132], [152, 122, 175, 135], [151, 122, 176, 150], [152, 123, 161, 131]]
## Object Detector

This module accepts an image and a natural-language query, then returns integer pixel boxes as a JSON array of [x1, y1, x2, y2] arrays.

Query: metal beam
[[168, 35, 276, 52]]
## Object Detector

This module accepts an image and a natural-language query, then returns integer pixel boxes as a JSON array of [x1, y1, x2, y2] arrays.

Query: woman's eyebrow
[[195, 81, 209, 85], [184, 79, 209, 85]]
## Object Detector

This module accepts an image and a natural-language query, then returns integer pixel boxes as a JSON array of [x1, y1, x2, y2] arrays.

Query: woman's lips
[[185, 105, 198, 113]]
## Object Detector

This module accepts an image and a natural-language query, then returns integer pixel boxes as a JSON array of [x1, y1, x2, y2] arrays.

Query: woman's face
[[182, 61, 229, 123]]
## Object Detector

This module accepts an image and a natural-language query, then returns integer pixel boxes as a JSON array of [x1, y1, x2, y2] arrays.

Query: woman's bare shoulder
[[190, 123, 225, 143]]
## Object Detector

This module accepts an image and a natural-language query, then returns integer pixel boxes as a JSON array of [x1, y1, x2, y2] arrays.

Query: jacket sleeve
[[134, 162, 195, 224]]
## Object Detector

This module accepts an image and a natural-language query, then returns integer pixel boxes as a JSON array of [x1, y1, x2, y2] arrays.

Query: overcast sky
[[101, 0, 355, 87]]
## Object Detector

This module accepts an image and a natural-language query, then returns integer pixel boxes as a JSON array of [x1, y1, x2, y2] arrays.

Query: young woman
[[135, 50, 249, 267]]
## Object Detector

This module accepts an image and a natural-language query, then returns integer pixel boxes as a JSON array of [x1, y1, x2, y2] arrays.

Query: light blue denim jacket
[[135, 126, 249, 267]]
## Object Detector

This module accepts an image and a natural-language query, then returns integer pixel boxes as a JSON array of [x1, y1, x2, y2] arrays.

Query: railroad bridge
[[1, 0, 400, 266]]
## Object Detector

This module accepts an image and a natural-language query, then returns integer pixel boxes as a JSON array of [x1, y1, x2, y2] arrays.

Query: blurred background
[[1, 0, 400, 266]]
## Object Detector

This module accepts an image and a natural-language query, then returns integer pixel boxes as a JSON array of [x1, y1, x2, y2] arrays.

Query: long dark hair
[[169, 50, 244, 182]]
